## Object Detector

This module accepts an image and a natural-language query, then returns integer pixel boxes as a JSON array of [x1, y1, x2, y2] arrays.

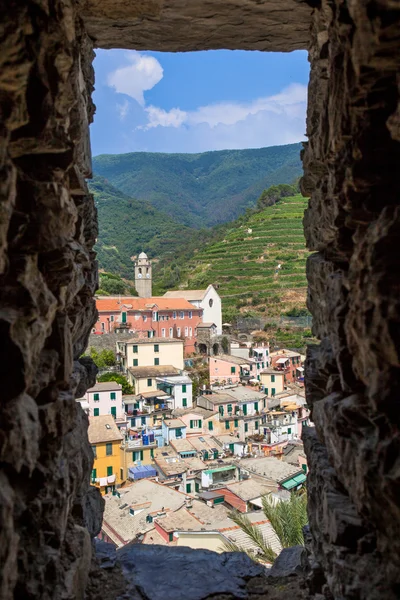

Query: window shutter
[[190, 420, 194, 428], [225, 421, 230, 430], [198, 420, 202, 428], [208, 421, 213, 431], [140, 450, 144, 460]]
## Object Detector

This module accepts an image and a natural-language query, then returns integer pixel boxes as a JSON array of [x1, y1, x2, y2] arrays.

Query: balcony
[[122, 438, 157, 450]]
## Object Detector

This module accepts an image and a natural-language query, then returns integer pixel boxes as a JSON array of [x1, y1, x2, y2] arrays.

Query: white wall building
[[156, 375, 193, 410], [85, 382, 123, 418], [164, 285, 222, 335]]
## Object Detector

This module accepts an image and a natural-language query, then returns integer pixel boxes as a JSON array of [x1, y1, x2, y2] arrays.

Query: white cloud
[[107, 52, 163, 106], [139, 105, 187, 130], [116, 99, 130, 120], [139, 83, 307, 133]]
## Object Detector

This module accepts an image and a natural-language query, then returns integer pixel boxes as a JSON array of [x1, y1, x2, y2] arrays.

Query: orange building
[[94, 296, 202, 354]]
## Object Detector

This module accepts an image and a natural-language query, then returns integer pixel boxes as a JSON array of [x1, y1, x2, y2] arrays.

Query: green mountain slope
[[90, 175, 201, 278], [92, 144, 302, 228], [175, 193, 310, 320]]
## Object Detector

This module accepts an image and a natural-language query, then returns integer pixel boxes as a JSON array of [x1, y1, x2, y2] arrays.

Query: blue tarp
[[128, 465, 157, 480]]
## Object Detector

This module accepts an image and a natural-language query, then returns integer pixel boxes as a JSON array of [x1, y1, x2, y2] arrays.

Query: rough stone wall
[[0, 2, 103, 598], [82, 0, 313, 52], [302, 0, 400, 597]]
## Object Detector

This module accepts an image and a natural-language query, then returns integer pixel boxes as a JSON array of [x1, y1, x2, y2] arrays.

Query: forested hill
[[90, 175, 219, 279], [92, 143, 302, 228]]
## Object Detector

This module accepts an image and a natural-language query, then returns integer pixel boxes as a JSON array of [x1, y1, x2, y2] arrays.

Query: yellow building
[[88, 415, 123, 494], [119, 439, 157, 481], [117, 337, 184, 373], [259, 369, 285, 396], [126, 364, 180, 393]]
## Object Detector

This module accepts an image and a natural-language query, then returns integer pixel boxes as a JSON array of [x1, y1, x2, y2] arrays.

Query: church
[[94, 252, 222, 355]]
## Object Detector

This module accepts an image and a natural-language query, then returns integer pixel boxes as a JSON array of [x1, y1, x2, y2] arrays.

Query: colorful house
[[117, 337, 184, 373], [94, 296, 202, 354], [209, 354, 254, 385], [85, 381, 123, 418], [259, 368, 285, 396], [156, 374, 193, 410], [126, 365, 180, 395], [88, 415, 123, 494], [162, 418, 187, 444], [270, 349, 302, 385], [120, 432, 157, 482]]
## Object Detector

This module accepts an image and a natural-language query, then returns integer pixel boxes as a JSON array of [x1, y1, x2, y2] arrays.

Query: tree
[[222, 491, 307, 564], [88, 348, 116, 368], [221, 336, 230, 354], [97, 372, 134, 395], [99, 277, 126, 295]]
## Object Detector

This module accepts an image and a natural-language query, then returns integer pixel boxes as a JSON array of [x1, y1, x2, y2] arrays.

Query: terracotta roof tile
[[96, 296, 201, 312]]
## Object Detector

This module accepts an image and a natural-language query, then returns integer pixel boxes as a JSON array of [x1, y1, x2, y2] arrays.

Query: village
[[79, 252, 311, 559]]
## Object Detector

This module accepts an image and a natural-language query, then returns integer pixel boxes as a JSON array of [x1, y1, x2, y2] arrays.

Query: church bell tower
[[134, 252, 152, 298]]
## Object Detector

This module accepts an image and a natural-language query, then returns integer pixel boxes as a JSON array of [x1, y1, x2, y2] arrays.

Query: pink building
[[94, 296, 202, 355], [270, 349, 302, 385], [209, 354, 255, 385]]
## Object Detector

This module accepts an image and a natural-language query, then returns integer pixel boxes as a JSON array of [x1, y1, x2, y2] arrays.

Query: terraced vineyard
[[182, 194, 309, 319]]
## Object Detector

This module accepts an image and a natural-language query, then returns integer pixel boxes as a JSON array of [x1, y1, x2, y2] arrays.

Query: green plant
[[85, 348, 116, 368], [97, 372, 134, 395], [222, 492, 308, 564], [221, 336, 230, 354]]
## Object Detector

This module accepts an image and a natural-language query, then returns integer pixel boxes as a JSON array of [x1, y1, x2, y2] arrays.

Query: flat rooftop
[[87, 381, 122, 392], [128, 365, 180, 378], [238, 456, 303, 483]]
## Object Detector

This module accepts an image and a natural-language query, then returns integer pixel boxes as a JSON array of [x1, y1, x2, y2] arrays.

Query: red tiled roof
[[96, 296, 201, 312]]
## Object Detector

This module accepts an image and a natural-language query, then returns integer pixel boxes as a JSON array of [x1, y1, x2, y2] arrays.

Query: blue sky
[[91, 50, 309, 156]]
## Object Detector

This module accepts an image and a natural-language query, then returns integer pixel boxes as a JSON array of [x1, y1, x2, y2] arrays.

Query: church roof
[[138, 252, 148, 259]]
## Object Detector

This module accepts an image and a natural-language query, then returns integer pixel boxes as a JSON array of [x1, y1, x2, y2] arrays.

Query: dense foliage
[[85, 348, 116, 368], [256, 182, 299, 209], [90, 176, 220, 279], [93, 144, 302, 228], [97, 272, 137, 296]]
